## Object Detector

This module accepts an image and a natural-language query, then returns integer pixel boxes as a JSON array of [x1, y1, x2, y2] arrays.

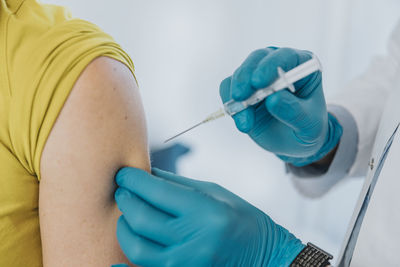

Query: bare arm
[[39, 57, 150, 266]]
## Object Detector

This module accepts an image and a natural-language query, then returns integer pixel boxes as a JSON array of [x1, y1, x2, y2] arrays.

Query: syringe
[[164, 55, 322, 143]]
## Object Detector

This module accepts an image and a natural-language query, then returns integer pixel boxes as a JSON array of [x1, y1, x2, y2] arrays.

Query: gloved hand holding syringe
[[165, 55, 322, 143]]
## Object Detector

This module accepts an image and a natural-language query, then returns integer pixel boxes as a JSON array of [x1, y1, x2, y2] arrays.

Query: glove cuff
[[265, 220, 305, 267], [279, 112, 343, 167]]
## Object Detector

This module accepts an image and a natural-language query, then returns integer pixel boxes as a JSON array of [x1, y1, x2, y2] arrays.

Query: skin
[[310, 144, 339, 171], [39, 57, 150, 266]]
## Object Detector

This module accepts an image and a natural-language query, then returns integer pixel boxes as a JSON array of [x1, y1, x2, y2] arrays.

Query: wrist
[[311, 142, 339, 169], [313, 112, 343, 164], [264, 220, 305, 267], [281, 112, 343, 167], [277, 239, 305, 267]]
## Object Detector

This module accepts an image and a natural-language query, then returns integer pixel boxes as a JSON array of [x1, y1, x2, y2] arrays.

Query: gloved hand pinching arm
[[220, 47, 343, 166], [114, 167, 304, 267]]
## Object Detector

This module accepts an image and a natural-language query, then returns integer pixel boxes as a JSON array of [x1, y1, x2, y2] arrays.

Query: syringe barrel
[[223, 55, 322, 116], [223, 100, 247, 116], [284, 56, 321, 85], [223, 87, 275, 116]]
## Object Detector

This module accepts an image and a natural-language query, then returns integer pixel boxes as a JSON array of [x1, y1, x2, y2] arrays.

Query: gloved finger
[[219, 76, 232, 104], [111, 264, 129, 267], [251, 48, 312, 89], [116, 167, 207, 216], [117, 216, 164, 266], [293, 70, 322, 98], [232, 106, 256, 133], [159, 241, 214, 267], [152, 168, 232, 202], [265, 89, 314, 136], [230, 48, 270, 101], [220, 77, 256, 132], [115, 188, 183, 246], [151, 168, 206, 190]]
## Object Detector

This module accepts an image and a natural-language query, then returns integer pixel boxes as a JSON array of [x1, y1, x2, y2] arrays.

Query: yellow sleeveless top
[[0, 1, 135, 265]]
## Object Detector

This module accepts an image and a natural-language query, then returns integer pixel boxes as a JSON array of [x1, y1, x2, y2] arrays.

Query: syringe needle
[[164, 121, 205, 143], [164, 108, 226, 143]]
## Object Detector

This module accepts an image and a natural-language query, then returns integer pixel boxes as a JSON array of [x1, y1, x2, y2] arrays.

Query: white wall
[[42, 0, 400, 263]]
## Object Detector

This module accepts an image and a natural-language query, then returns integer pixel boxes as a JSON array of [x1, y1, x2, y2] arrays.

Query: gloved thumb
[[232, 107, 256, 133], [265, 89, 311, 133]]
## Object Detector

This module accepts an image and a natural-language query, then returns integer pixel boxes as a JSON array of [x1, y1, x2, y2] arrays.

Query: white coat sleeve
[[289, 20, 400, 198]]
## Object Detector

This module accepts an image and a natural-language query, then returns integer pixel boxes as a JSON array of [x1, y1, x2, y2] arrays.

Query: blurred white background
[[42, 0, 400, 263]]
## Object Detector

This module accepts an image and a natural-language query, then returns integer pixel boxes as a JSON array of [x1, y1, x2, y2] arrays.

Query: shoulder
[[40, 56, 150, 179]]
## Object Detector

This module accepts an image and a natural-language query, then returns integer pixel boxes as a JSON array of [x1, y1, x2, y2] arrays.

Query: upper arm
[[39, 57, 150, 266]]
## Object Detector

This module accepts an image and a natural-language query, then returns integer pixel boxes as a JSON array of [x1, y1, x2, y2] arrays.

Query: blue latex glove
[[220, 47, 343, 166], [115, 167, 304, 267]]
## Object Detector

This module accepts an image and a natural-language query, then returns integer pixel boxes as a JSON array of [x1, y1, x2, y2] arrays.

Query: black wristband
[[290, 242, 333, 267]]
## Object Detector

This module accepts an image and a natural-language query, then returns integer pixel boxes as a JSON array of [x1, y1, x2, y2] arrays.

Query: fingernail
[[232, 84, 247, 101], [234, 113, 251, 133], [115, 188, 131, 200], [251, 72, 262, 86], [116, 168, 129, 185]]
